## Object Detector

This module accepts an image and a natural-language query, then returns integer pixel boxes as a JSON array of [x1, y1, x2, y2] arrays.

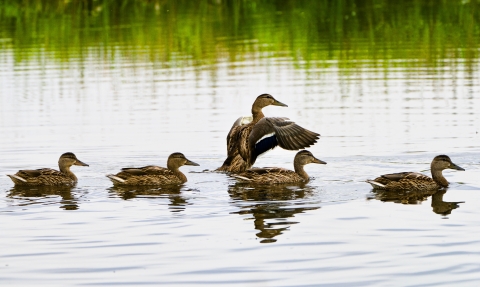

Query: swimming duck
[[366, 155, 464, 191], [217, 94, 320, 173], [106, 152, 199, 186], [231, 150, 326, 184], [7, 152, 89, 186]]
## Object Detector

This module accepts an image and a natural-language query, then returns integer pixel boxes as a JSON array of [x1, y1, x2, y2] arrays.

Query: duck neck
[[294, 161, 309, 181], [168, 164, 187, 183], [59, 164, 77, 182], [431, 169, 448, 188], [251, 105, 265, 123]]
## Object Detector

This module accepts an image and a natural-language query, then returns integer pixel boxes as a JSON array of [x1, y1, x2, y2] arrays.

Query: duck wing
[[217, 117, 253, 172], [120, 165, 171, 176], [245, 167, 290, 175], [17, 168, 62, 178], [381, 172, 430, 181], [227, 116, 253, 146], [248, 117, 320, 163]]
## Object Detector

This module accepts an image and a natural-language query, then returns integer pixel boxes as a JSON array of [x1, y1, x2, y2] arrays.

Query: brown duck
[[106, 152, 199, 186], [7, 152, 89, 186], [232, 150, 326, 184], [366, 155, 464, 191], [217, 94, 320, 173]]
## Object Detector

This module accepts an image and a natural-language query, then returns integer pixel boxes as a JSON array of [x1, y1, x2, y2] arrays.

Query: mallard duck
[[366, 155, 464, 191], [7, 152, 89, 186], [231, 150, 326, 184], [106, 152, 199, 186], [217, 94, 320, 173]]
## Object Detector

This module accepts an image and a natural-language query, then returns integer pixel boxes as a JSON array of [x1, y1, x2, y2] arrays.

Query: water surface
[[1, 1, 480, 286]]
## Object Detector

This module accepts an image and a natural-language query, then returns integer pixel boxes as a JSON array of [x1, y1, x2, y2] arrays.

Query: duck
[[7, 152, 89, 186], [231, 150, 326, 184], [106, 152, 199, 186], [366, 155, 464, 191], [216, 94, 320, 173]]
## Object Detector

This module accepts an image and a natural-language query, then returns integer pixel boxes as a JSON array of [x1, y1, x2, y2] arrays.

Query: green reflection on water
[[1, 0, 479, 69]]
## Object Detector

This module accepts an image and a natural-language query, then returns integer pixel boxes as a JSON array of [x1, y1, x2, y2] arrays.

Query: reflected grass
[[1, 0, 479, 70]]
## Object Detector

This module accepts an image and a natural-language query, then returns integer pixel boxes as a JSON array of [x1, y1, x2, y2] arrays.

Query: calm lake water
[[1, 1, 480, 286]]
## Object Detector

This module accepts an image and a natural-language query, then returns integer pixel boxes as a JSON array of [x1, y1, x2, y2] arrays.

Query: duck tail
[[366, 180, 385, 188], [7, 174, 27, 184], [106, 174, 126, 184], [232, 175, 252, 181]]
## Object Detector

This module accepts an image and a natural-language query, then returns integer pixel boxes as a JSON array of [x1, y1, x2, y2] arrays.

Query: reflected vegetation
[[367, 188, 464, 216], [108, 185, 189, 212], [1, 0, 479, 71], [229, 183, 318, 243], [7, 185, 78, 210]]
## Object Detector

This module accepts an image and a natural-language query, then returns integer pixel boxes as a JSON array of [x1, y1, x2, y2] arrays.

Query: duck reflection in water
[[229, 183, 318, 243], [7, 185, 79, 210], [431, 190, 464, 216], [368, 188, 463, 216], [109, 185, 189, 213]]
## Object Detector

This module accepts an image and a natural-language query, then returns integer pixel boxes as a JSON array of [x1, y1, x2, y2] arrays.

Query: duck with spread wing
[[216, 94, 320, 173]]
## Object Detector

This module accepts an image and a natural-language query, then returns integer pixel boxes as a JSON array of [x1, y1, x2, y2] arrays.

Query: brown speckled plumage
[[232, 150, 326, 184], [366, 155, 464, 191], [216, 116, 252, 172], [217, 94, 320, 173], [107, 152, 199, 186], [7, 152, 89, 186]]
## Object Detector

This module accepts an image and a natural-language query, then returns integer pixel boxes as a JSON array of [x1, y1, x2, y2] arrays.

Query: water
[[1, 1, 480, 286]]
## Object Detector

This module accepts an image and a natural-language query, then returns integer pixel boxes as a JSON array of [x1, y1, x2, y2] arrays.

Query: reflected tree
[[229, 183, 318, 243]]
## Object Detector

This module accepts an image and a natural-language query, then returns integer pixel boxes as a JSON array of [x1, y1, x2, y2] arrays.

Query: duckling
[[106, 152, 199, 186], [7, 152, 89, 186], [217, 94, 320, 173], [366, 155, 464, 191], [231, 150, 326, 184]]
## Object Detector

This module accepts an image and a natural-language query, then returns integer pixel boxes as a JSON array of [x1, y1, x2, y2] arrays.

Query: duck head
[[252, 94, 288, 110], [294, 150, 327, 166], [167, 152, 200, 170], [59, 152, 89, 168], [431, 155, 464, 172]]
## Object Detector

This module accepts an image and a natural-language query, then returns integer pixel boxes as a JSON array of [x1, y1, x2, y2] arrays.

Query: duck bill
[[313, 158, 327, 165], [185, 159, 200, 166], [450, 162, 465, 171], [272, 99, 288, 107], [74, 159, 89, 166]]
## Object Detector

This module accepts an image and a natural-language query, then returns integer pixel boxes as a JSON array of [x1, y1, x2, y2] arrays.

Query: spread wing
[[381, 172, 430, 181], [248, 117, 320, 163]]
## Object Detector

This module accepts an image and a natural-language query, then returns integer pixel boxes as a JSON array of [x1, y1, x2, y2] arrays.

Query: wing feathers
[[381, 172, 428, 181], [270, 119, 319, 151], [247, 117, 320, 165]]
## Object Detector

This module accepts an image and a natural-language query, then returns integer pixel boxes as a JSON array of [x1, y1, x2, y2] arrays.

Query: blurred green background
[[1, 0, 479, 69]]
